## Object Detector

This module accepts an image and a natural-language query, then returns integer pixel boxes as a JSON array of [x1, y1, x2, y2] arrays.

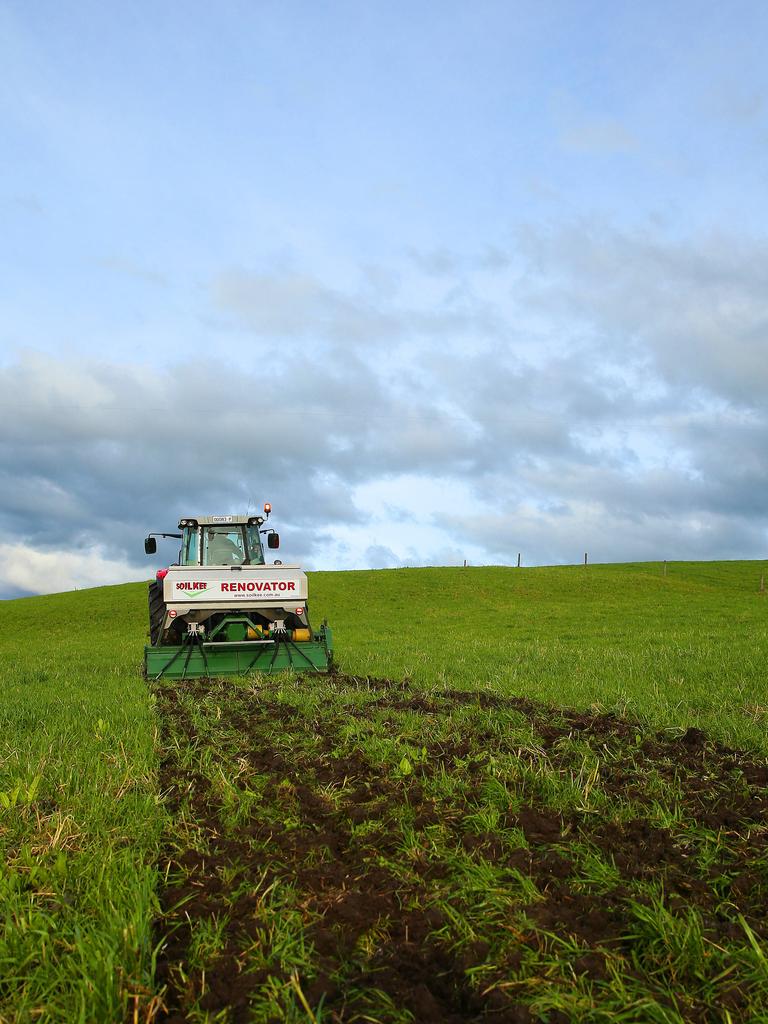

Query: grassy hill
[[1, 561, 767, 1022], [312, 560, 768, 749]]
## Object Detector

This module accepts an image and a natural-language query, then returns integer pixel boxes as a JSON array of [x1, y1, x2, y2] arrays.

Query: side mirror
[[144, 537, 157, 555], [267, 533, 280, 549]]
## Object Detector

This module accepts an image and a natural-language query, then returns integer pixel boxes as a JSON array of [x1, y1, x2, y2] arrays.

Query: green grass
[[0, 559, 766, 1021], [0, 585, 164, 1023], [313, 560, 768, 750]]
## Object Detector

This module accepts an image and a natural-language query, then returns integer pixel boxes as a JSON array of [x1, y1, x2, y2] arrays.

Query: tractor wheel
[[148, 581, 165, 646]]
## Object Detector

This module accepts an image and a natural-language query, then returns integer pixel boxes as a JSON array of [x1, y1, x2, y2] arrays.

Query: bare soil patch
[[152, 675, 768, 1023]]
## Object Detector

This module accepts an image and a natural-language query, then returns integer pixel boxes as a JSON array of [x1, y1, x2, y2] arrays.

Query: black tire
[[148, 580, 165, 646]]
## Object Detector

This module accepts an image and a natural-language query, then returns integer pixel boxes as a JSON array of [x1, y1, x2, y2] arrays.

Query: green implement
[[145, 623, 333, 680]]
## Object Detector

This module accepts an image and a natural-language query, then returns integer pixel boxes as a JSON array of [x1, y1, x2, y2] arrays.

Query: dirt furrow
[[150, 675, 768, 1024]]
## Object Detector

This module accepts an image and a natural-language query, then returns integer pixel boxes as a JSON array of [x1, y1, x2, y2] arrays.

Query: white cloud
[[0, 542, 146, 596]]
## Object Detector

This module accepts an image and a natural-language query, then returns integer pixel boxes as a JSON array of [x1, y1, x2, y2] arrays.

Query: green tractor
[[143, 506, 332, 679]]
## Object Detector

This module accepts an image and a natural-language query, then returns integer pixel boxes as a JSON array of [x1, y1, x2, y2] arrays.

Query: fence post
[[584, 552, 588, 566], [664, 560, 667, 576], [517, 552, 521, 568]]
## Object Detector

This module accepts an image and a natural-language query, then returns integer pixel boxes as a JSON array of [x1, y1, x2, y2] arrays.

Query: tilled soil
[[151, 675, 768, 1024]]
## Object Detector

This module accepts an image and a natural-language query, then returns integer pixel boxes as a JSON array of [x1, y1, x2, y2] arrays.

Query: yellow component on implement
[[246, 625, 266, 640], [293, 628, 311, 642]]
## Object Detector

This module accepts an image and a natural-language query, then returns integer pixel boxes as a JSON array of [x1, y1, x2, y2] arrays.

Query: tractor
[[143, 506, 332, 679]]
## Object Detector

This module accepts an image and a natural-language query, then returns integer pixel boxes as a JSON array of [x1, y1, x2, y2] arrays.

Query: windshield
[[180, 524, 266, 565], [202, 526, 247, 566]]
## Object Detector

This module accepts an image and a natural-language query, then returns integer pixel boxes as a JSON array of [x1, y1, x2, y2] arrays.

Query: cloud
[[0, 351, 383, 552], [213, 270, 399, 343], [447, 499, 767, 567], [559, 115, 637, 154], [0, 542, 145, 596], [2, 223, 768, 596], [553, 94, 638, 155], [212, 267, 501, 348], [513, 223, 768, 407], [407, 247, 461, 277], [10, 194, 43, 214], [97, 257, 167, 286], [364, 544, 402, 569]]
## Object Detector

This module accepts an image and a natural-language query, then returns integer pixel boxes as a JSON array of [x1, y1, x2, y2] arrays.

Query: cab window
[[246, 523, 266, 565], [203, 526, 246, 565], [181, 527, 199, 565]]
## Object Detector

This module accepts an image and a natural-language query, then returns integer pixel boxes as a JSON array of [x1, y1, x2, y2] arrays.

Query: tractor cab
[[144, 510, 280, 566], [181, 521, 263, 566]]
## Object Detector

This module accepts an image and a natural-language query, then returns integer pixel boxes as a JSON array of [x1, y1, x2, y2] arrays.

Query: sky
[[1, 0, 767, 596]]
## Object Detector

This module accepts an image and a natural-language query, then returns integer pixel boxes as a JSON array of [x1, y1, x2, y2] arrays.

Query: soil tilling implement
[[143, 506, 332, 679]]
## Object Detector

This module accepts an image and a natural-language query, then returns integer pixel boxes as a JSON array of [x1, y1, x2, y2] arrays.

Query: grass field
[[0, 560, 766, 1022]]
